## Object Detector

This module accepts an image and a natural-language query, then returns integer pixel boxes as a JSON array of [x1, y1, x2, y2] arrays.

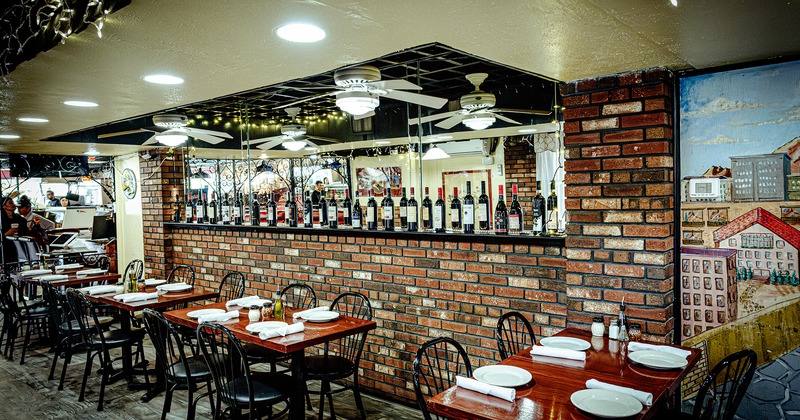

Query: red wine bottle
[[173, 195, 182, 223], [478, 181, 490, 231], [422, 187, 433, 231], [209, 193, 218, 224], [366, 190, 378, 230], [328, 190, 338, 229], [399, 187, 408, 230], [250, 192, 260, 226], [233, 192, 243, 225], [509, 184, 523, 235], [303, 190, 313, 228], [196, 193, 207, 224], [287, 191, 297, 227], [186, 194, 194, 223], [352, 191, 363, 230], [222, 194, 232, 224], [450, 187, 462, 232], [266, 192, 277, 227], [382, 187, 394, 231], [407, 187, 418, 232], [434, 187, 446, 233], [343, 188, 352, 226], [532, 181, 545, 236], [495, 185, 508, 235], [463, 182, 475, 234]]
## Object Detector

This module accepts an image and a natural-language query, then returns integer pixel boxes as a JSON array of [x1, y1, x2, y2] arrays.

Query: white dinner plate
[[302, 311, 340, 323], [571, 389, 643, 418], [144, 279, 167, 286], [245, 321, 289, 334], [157, 283, 193, 292], [628, 350, 688, 370], [473, 365, 532, 387], [187, 308, 226, 319], [540, 337, 591, 351]]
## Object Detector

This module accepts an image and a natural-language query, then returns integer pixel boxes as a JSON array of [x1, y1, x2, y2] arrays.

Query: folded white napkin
[[292, 306, 328, 319], [226, 295, 259, 308], [628, 342, 691, 359], [259, 322, 305, 340], [55, 263, 83, 272], [20, 269, 51, 276], [530, 345, 586, 361], [586, 379, 653, 406], [80, 285, 118, 295], [456, 376, 516, 402], [144, 279, 167, 286], [531, 355, 586, 369], [114, 292, 160, 303], [76, 268, 107, 277], [36, 274, 69, 282], [198, 310, 240, 324]]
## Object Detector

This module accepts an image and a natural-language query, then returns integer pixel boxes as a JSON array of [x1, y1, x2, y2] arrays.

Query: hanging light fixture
[[156, 130, 188, 146], [421, 144, 450, 160], [462, 114, 495, 130], [283, 140, 307, 151], [336, 91, 379, 116]]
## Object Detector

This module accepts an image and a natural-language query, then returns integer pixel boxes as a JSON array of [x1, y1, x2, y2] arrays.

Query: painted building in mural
[[679, 247, 738, 339], [681, 176, 732, 203], [731, 154, 790, 202], [713, 208, 800, 279]]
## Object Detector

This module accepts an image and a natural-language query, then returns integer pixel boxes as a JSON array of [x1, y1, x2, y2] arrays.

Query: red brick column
[[141, 150, 185, 278], [561, 69, 675, 342], [504, 140, 538, 228]]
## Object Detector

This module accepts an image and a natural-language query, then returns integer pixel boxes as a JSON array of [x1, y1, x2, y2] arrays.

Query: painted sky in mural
[[680, 60, 800, 178]]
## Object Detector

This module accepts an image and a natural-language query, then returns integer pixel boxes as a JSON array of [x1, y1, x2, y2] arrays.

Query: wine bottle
[[382, 187, 394, 231], [173, 195, 182, 223], [463, 182, 475, 234], [247, 193, 258, 226], [284, 193, 292, 225], [196, 193, 207, 224], [451, 187, 462, 232], [352, 191, 363, 230], [320, 189, 328, 226], [399, 187, 408, 230], [495, 185, 508, 235], [547, 180, 559, 235], [209, 193, 218, 224], [478, 181, 490, 232], [233, 192, 243, 225], [266, 192, 277, 227], [328, 190, 338, 229], [185, 194, 194, 223], [367, 190, 378, 230], [434, 187, 446, 233], [532, 181, 546, 236], [422, 187, 433, 231], [509, 184, 523, 235], [222, 194, 232, 224], [343, 188, 352, 226], [304, 191, 313, 228], [407, 187, 418, 232], [287, 191, 298, 227]]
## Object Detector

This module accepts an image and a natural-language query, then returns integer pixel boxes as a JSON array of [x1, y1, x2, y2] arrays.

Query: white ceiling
[[1, 0, 798, 157]]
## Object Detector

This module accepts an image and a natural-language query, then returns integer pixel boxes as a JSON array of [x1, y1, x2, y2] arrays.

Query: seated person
[[59, 197, 70, 207], [45, 190, 60, 207], [16, 195, 47, 247]]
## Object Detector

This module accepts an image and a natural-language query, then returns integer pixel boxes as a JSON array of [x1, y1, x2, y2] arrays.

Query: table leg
[[290, 351, 305, 420]]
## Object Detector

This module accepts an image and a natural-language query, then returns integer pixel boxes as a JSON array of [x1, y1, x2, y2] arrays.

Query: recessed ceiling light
[[670, 0, 678, 6], [518, 128, 538, 133], [259, 153, 268, 159], [375, 141, 390, 145], [63, 100, 98, 107], [276, 23, 326, 43], [143, 74, 184, 85], [18, 117, 49, 123], [0, 134, 20, 139]]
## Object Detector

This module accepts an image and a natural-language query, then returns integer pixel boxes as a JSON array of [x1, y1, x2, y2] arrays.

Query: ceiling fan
[[243, 107, 341, 151], [277, 65, 448, 119], [97, 114, 233, 147], [408, 73, 551, 130]]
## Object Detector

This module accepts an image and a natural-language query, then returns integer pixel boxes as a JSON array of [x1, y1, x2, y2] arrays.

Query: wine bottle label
[[510, 214, 520, 230], [222, 208, 231, 222], [399, 206, 407, 217], [433, 207, 443, 228], [463, 204, 474, 224], [343, 208, 350, 218], [286, 208, 293, 221], [352, 216, 361, 228], [196, 207, 204, 219], [233, 207, 241, 218], [407, 208, 417, 223], [367, 207, 375, 222], [383, 206, 392, 220], [450, 208, 460, 222], [185, 209, 191, 220], [534, 218, 542, 231], [422, 209, 430, 221], [267, 210, 273, 222], [478, 204, 488, 222], [548, 211, 558, 231], [328, 206, 337, 221]]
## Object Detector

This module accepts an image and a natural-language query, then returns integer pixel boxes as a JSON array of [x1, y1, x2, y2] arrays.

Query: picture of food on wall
[[356, 167, 401, 197]]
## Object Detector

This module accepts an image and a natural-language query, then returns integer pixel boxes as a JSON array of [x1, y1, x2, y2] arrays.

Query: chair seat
[[243, 343, 290, 363], [168, 355, 212, 381], [305, 355, 355, 378], [62, 316, 114, 331], [223, 372, 293, 406], [20, 306, 50, 317], [94, 328, 146, 348]]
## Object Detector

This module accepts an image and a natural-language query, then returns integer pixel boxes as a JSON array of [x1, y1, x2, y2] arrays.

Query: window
[[790, 263, 795, 271], [745, 250, 752, 259], [777, 240, 786, 249], [741, 233, 774, 249], [777, 252, 783, 259], [765, 251, 771, 259], [729, 239, 737, 247], [756, 261, 762, 268], [788, 252, 794, 260], [747, 261, 753, 267], [767, 262, 773, 269], [754, 251, 760, 259], [738, 250, 743, 259]]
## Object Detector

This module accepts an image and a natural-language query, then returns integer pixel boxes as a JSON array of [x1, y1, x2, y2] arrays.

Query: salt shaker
[[591, 317, 605, 337], [248, 304, 261, 323], [609, 318, 619, 340]]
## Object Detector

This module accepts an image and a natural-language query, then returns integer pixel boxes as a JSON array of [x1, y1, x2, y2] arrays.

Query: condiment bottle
[[273, 291, 284, 319], [591, 317, 605, 337], [128, 273, 137, 293], [617, 298, 629, 343], [248, 305, 261, 323], [609, 318, 619, 340], [261, 302, 273, 319], [115, 278, 125, 294]]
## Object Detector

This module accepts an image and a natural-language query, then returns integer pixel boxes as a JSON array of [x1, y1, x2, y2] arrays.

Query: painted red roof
[[714, 207, 800, 250]]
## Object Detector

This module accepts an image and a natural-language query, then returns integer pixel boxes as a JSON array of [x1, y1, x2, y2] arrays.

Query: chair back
[[196, 323, 256, 410], [217, 271, 246, 303], [413, 337, 473, 420], [123, 259, 144, 280], [693, 349, 757, 420], [65, 288, 106, 350], [3, 277, 33, 316], [0, 275, 16, 315], [22, 239, 40, 266], [168, 264, 195, 286], [495, 311, 536, 359], [280, 283, 316, 309], [10, 238, 28, 264], [81, 254, 110, 270], [323, 292, 371, 374], [142, 308, 193, 383]]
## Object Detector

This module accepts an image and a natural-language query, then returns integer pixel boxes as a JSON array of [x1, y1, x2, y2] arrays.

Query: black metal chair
[[123, 259, 144, 280], [1, 277, 50, 364], [81, 254, 110, 271], [44, 282, 83, 390], [304, 291, 371, 420], [197, 322, 293, 419], [169, 264, 195, 286], [216, 271, 246, 303], [495, 311, 536, 360], [682, 349, 757, 420], [412, 337, 473, 420], [142, 309, 214, 420], [65, 288, 149, 411]]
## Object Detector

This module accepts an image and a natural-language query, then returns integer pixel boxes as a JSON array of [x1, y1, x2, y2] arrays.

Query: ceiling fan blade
[[494, 113, 522, 125], [436, 114, 466, 129], [353, 110, 375, 121], [382, 89, 447, 109], [275, 91, 339, 109], [96, 129, 144, 139], [492, 108, 552, 116], [142, 134, 160, 145], [185, 127, 233, 139], [257, 138, 286, 150], [188, 132, 226, 144], [306, 135, 342, 143], [408, 110, 461, 126], [244, 135, 284, 146], [367, 79, 421, 91]]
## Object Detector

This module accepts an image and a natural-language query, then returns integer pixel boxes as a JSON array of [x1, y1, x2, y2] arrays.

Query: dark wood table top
[[15, 270, 121, 288], [427, 328, 701, 420], [164, 302, 377, 355], [85, 286, 218, 312]]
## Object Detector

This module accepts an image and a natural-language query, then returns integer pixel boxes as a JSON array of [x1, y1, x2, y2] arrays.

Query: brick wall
[[166, 226, 566, 404], [504, 140, 538, 228], [561, 68, 676, 342], [141, 150, 184, 278]]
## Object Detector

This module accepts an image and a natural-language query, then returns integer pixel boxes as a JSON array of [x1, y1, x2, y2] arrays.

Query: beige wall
[[114, 153, 145, 275]]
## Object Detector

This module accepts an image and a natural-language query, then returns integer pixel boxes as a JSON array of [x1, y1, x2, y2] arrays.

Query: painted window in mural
[[679, 59, 800, 356]]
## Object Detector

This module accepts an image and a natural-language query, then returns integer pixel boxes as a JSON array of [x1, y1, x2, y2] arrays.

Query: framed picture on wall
[[682, 230, 704, 245], [356, 167, 401, 197], [707, 208, 729, 226], [682, 209, 704, 227], [780, 206, 800, 222], [442, 169, 492, 202]]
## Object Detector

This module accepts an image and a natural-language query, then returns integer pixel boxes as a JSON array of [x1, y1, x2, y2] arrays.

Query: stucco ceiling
[[1, 0, 798, 157]]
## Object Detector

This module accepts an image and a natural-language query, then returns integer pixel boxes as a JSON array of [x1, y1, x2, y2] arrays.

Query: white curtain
[[534, 131, 566, 232]]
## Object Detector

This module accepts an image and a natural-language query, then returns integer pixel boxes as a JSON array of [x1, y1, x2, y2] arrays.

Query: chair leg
[[305, 381, 313, 410], [20, 320, 32, 365], [97, 360, 108, 411], [186, 383, 195, 420], [49, 340, 63, 379], [318, 380, 329, 420], [352, 374, 366, 420], [79, 350, 95, 402], [206, 380, 215, 419], [162, 383, 175, 420], [58, 350, 72, 390]]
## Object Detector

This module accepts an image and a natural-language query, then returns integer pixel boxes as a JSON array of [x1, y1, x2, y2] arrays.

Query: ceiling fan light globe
[[283, 140, 308, 151], [156, 133, 188, 146], [336, 91, 379, 116], [463, 115, 495, 130]]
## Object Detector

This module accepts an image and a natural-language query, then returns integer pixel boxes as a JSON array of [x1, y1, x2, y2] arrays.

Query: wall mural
[[679, 60, 800, 398], [356, 167, 401, 197]]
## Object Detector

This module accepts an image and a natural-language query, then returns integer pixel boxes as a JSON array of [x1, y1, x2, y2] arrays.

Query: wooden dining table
[[164, 302, 377, 420], [427, 328, 701, 420], [14, 269, 120, 297]]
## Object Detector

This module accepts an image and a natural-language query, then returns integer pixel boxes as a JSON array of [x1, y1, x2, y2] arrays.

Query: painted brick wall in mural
[[680, 60, 800, 342]]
